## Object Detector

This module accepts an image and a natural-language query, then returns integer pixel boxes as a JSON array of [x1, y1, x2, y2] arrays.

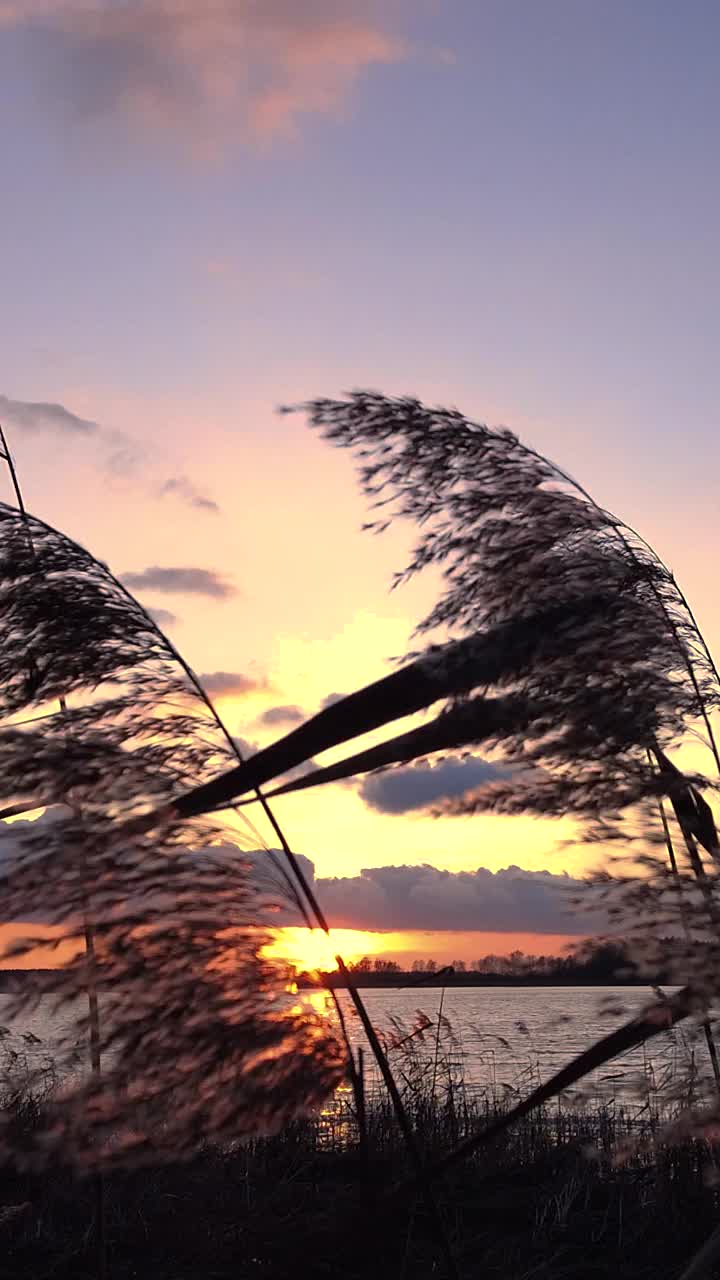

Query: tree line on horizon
[[311, 941, 641, 982]]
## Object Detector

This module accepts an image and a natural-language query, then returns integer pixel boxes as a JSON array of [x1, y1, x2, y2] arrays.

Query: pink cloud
[[4, 1, 410, 149]]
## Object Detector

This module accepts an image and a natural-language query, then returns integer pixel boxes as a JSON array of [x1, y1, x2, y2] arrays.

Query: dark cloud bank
[[0, 814, 600, 938], [258, 854, 602, 937]]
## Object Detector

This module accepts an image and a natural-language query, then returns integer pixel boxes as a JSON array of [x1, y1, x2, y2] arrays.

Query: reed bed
[[0, 1046, 718, 1280]]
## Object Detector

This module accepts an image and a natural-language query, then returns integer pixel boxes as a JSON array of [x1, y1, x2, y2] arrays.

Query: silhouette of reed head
[[0, 503, 344, 1168]]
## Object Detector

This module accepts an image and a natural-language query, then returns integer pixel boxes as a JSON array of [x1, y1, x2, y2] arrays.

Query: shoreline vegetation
[[300, 973, 659, 988], [0, 1009, 717, 1278], [0, 939, 672, 993], [0, 971, 658, 991], [1, 1102, 718, 1280], [294, 941, 673, 989]]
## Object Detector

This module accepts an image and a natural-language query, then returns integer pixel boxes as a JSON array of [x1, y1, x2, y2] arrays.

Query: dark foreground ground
[[0, 1091, 718, 1280]]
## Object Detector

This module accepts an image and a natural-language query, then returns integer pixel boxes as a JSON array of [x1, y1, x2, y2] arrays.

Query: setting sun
[[262, 927, 388, 974]]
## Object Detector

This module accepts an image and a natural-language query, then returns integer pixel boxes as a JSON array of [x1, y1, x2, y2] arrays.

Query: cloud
[[359, 756, 512, 815], [200, 671, 266, 698], [0, 392, 220, 524], [314, 863, 604, 936], [0, 393, 153, 492], [121, 565, 236, 599], [242, 853, 605, 936], [161, 476, 220, 514], [147, 606, 179, 628], [259, 704, 305, 727], [0, 393, 98, 435], [319, 692, 346, 710], [103, 431, 148, 478], [0, 809, 81, 926], [0, 817, 601, 939], [3, 1, 410, 150], [0, 396, 217, 521]]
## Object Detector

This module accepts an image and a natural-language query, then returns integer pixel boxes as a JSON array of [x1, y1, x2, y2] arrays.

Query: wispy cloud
[[122, 565, 237, 599], [0, 393, 98, 435], [103, 431, 149, 479], [0, 390, 151, 480], [161, 476, 220, 514], [200, 671, 267, 697], [359, 757, 512, 814], [3, 1, 410, 151], [0, 392, 219, 521]]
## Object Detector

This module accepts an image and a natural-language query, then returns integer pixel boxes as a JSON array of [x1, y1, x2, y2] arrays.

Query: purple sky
[[0, 1, 718, 954]]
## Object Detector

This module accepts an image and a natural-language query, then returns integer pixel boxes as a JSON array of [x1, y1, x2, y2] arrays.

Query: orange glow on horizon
[[262, 926, 585, 973], [262, 927, 382, 973], [0, 917, 587, 974], [0, 924, 82, 969]]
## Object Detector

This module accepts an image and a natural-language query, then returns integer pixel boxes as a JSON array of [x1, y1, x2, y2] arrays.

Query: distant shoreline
[[298, 972, 655, 990], [0, 970, 661, 993], [0, 969, 59, 992]]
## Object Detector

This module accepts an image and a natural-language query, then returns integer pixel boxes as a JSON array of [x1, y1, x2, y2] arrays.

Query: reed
[[0, 426, 454, 1272], [237, 392, 720, 1246], [0, 495, 346, 1169], [3, 392, 720, 1273], [0, 1033, 717, 1280]]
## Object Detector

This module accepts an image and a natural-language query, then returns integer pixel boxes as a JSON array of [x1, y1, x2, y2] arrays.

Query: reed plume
[[167, 392, 720, 1014], [176, 393, 718, 845], [0, 501, 344, 1167]]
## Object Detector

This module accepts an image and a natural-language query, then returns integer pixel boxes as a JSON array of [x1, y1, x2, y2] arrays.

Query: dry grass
[[0, 1062, 718, 1280]]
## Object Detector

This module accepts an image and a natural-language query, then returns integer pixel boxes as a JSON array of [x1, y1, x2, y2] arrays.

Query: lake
[[0, 986, 710, 1107], [314, 985, 711, 1106]]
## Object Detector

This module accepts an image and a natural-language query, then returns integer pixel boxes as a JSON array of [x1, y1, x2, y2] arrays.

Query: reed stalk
[[0, 426, 455, 1274], [0, 425, 107, 1278], [645, 750, 720, 1092]]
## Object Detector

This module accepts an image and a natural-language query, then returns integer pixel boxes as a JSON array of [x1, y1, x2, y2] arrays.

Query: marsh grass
[[0, 1038, 719, 1280]]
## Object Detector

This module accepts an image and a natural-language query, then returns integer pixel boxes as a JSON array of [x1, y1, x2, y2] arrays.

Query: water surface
[[311, 985, 707, 1105], [0, 986, 708, 1106]]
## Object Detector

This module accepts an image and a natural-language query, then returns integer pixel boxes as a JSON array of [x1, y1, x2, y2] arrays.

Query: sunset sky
[[1, 1, 719, 967]]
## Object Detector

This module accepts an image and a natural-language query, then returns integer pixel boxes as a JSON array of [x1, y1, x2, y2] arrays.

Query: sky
[[0, 0, 718, 967]]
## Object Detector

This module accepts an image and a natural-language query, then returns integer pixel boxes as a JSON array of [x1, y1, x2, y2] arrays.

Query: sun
[[262, 927, 386, 974]]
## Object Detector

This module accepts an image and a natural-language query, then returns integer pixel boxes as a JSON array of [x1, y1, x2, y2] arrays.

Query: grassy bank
[[0, 1071, 718, 1279]]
